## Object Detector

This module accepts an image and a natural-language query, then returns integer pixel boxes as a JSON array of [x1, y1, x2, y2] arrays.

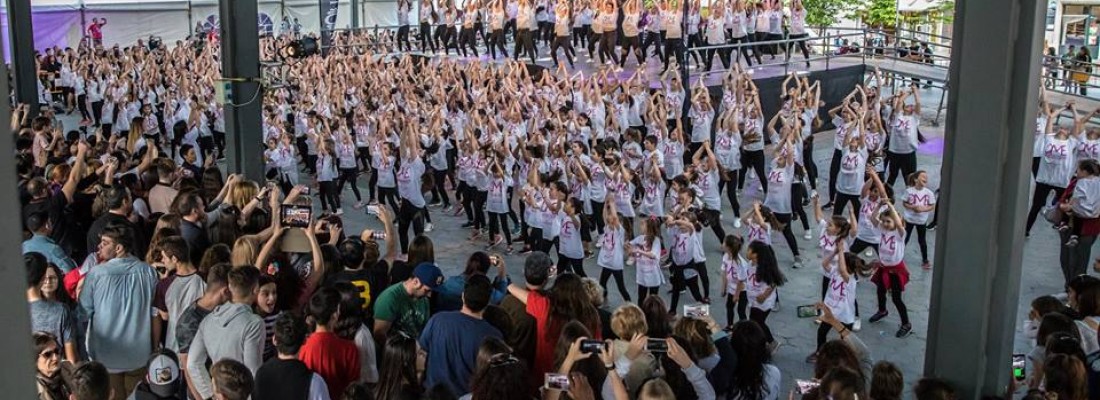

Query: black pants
[[488, 28, 509, 59], [718, 174, 742, 218], [473, 190, 488, 230], [774, 213, 801, 257], [702, 208, 726, 241], [600, 268, 631, 302], [764, 33, 784, 56], [833, 192, 861, 217], [489, 212, 513, 245], [669, 262, 704, 311], [573, 26, 589, 49], [817, 321, 854, 350], [91, 100, 104, 126], [434, 25, 449, 53], [591, 200, 606, 235], [730, 35, 759, 66], [398, 199, 426, 254], [885, 151, 917, 187], [875, 273, 910, 325], [550, 35, 575, 67], [319, 180, 341, 211], [686, 33, 703, 65], [559, 255, 586, 277], [599, 31, 620, 65], [538, 21, 553, 45], [1025, 182, 1066, 234], [662, 37, 685, 71], [641, 31, 663, 60], [419, 22, 437, 51], [904, 223, 930, 264], [787, 33, 811, 63], [803, 137, 819, 190], [397, 24, 412, 51], [378, 187, 400, 214], [828, 149, 843, 203], [430, 169, 451, 207], [458, 27, 479, 57], [638, 285, 660, 304], [739, 149, 767, 192], [77, 94, 90, 120], [750, 307, 775, 343], [792, 184, 811, 231], [705, 46, 731, 71], [849, 238, 879, 256], [337, 167, 362, 202], [621, 35, 643, 66], [725, 291, 749, 326], [1032, 157, 1041, 178], [514, 29, 537, 63]]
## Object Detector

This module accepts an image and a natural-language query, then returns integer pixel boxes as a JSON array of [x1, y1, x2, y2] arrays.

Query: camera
[[580, 339, 604, 354]]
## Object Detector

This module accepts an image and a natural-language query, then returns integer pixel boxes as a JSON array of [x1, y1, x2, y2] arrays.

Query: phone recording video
[[795, 379, 820, 395], [684, 304, 710, 319], [580, 339, 604, 354], [281, 205, 312, 228], [1012, 354, 1026, 382], [544, 373, 571, 391], [646, 338, 668, 353], [797, 305, 821, 319]]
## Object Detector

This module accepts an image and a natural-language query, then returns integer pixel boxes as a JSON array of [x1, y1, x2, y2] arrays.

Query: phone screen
[[797, 305, 820, 318], [1012, 354, 1026, 381], [281, 205, 312, 228], [795, 379, 820, 395], [544, 373, 570, 391], [646, 338, 668, 353]]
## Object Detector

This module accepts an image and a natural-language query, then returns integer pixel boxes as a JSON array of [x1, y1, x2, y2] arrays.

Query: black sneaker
[[895, 323, 913, 338], [822, 202, 834, 210], [461, 222, 475, 228], [868, 310, 889, 323]]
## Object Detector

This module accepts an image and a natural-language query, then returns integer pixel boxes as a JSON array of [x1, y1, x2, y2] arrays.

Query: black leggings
[[703, 208, 726, 242], [600, 268, 631, 302], [550, 35, 576, 67], [787, 33, 811, 62], [638, 285, 660, 304], [669, 262, 704, 311], [489, 212, 513, 245], [318, 180, 341, 211], [337, 168, 362, 202], [473, 190, 488, 230], [514, 29, 537, 63], [488, 28, 509, 59], [662, 38, 685, 71], [817, 321, 854, 350], [591, 200, 606, 235], [803, 137, 819, 190], [904, 223, 930, 264], [77, 94, 90, 120], [558, 255, 586, 277], [833, 192, 861, 217], [419, 22, 437, 51], [792, 183, 811, 231], [430, 169, 451, 207], [730, 35, 759, 66], [725, 291, 749, 327], [773, 213, 801, 257], [886, 151, 917, 187], [739, 150, 767, 192], [91, 101, 104, 126], [397, 199, 426, 254], [1025, 182, 1067, 234], [828, 149, 843, 203], [620, 35, 643, 66], [377, 187, 400, 214], [397, 24, 412, 51], [849, 238, 879, 256], [750, 307, 775, 343], [875, 272, 910, 325], [599, 31, 620, 65], [705, 46, 731, 71], [641, 31, 663, 60], [458, 27, 479, 57], [718, 175, 742, 217]]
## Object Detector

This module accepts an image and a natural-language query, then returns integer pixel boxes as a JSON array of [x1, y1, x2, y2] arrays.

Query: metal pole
[[352, 0, 360, 28], [219, 0, 265, 182], [925, 0, 1045, 397], [6, 0, 37, 115], [933, 79, 947, 127], [680, 0, 690, 118]]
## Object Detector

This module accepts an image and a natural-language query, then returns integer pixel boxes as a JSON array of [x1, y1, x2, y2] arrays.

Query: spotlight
[[280, 37, 320, 59]]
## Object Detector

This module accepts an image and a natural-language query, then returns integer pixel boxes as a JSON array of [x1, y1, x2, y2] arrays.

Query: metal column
[[6, 0, 37, 113], [0, 60, 37, 400], [924, 0, 1045, 398], [352, 0, 360, 28], [218, 0, 265, 182]]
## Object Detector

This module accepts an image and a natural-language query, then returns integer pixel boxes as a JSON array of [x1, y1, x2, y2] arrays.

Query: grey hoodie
[[184, 302, 265, 399]]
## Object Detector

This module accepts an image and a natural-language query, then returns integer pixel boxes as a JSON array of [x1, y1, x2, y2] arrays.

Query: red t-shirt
[[299, 331, 360, 397], [88, 24, 102, 40], [526, 291, 601, 382]]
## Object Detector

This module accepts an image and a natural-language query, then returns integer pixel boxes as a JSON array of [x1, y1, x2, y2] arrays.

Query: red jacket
[[1061, 178, 1100, 236]]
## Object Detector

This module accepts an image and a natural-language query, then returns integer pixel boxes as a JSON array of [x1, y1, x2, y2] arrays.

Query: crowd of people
[[18, 1, 1099, 399]]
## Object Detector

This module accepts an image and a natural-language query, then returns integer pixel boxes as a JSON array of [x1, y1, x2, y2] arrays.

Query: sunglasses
[[39, 349, 60, 358]]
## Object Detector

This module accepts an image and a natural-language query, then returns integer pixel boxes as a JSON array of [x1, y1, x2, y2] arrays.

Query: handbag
[[1042, 205, 1064, 225]]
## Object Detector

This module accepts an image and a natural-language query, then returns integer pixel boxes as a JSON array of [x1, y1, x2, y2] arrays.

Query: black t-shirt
[[500, 293, 537, 369]]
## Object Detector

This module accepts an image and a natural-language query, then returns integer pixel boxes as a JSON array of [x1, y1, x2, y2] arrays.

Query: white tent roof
[[898, 0, 947, 13]]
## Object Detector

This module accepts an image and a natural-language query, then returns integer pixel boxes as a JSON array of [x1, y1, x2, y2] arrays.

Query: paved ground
[[49, 59, 1071, 397]]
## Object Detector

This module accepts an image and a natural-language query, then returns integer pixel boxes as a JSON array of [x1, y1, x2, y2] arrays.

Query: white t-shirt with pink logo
[[878, 228, 906, 267], [824, 268, 857, 324], [902, 187, 937, 225]]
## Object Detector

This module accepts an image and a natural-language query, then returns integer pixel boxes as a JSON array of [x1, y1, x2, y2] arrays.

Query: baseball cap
[[412, 262, 444, 290], [145, 350, 181, 397]]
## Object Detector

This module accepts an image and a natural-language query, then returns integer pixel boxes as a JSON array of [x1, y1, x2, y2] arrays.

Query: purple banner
[[0, 9, 81, 62]]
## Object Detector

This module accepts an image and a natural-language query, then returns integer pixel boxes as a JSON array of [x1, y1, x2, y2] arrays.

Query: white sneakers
[[733, 219, 742, 229], [425, 223, 434, 233], [803, 230, 813, 240], [853, 319, 862, 332]]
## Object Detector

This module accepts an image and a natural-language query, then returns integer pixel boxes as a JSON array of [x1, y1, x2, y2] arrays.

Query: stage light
[[280, 37, 320, 59]]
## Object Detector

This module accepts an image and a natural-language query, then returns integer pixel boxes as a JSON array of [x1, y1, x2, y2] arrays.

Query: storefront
[[1049, 0, 1100, 55]]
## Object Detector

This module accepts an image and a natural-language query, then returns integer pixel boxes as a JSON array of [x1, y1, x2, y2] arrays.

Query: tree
[[803, 0, 857, 30], [850, 0, 898, 29]]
